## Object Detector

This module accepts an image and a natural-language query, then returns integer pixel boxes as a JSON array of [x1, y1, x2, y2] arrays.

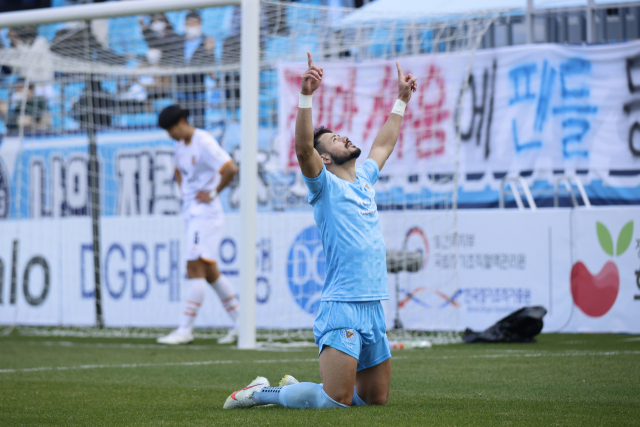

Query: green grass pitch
[[1, 332, 639, 426]]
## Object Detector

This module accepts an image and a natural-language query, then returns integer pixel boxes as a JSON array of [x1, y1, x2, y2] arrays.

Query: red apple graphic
[[569, 221, 633, 318], [570, 261, 619, 317]]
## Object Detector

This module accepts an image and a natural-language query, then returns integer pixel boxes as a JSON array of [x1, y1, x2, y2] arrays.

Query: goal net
[[0, 0, 501, 346]]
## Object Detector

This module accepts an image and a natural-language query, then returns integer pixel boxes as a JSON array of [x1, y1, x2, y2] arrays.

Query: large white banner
[[278, 42, 640, 202], [2, 208, 638, 333]]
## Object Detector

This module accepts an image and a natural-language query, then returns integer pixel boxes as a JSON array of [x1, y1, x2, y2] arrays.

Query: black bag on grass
[[463, 306, 547, 344]]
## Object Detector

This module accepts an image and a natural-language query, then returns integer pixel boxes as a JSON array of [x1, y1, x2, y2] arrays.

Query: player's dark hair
[[158, 105, 189, 130], [313, 126, 332, 154]]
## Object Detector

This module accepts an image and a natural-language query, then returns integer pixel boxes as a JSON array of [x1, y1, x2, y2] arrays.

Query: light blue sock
[[277, 382, 348, 409], [351, 386, 367, 406], [252, 387, 283, 405]]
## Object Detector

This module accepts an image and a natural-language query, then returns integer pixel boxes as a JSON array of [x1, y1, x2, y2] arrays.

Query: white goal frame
[[0, 0, 260, 349]]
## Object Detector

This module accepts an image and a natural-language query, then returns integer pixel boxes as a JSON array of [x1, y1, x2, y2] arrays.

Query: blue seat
[[286, 0, 322, 32], [206, 108, 224, 125], [420, 28, 446, 53], [260, 70, 277, 96], [166, 11, 187, 36], [295, 33, 321, 59], [108, 16, 148, 56], [264, 36, 291, 62], [369, 28, 392, 58], [36, 23, 63, 43], [63, 82, 86, 129], [202, 7, 235, 62], [119, 113, 157, 128], [153, 98, 174, 112]]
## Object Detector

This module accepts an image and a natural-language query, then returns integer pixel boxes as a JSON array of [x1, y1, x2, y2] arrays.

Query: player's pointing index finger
[[308, 52, 313, 68], [396, 61, 404, 79]]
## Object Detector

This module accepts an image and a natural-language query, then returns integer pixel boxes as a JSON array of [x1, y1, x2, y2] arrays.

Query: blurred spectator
[[140, 11, 215, 127], [6, 26, 55, 83], [181, 11, 216, 66], [139, 13, 181, 67], [182, 11, 215, 127], [71, 80, 115, 130], [117, 77, 148, 113], [50, 21, 127, 66], [8, 26, 37, 48], [7, 80, 50, 131]]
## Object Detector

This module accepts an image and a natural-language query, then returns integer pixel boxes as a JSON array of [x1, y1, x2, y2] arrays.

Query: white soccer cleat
[[218, 329, 238, 344], [223, 376, 270, 409], [156, 329, 194, 345], [278, 374, 299, 387]]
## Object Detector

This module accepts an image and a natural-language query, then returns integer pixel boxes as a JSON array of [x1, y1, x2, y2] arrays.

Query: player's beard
[[332, 146, 361, 166]]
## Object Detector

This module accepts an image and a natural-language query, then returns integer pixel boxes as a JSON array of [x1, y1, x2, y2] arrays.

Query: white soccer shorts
[[185, 215, 224, 263]]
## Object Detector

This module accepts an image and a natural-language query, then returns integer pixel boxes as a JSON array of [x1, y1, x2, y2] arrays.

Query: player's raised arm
[[295, 52, 325, 178], [368, 61, 417, 171]]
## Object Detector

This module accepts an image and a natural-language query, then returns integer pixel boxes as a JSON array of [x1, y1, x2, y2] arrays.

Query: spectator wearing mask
[[178, 11, 215, 128], [140, 13, 182, 67]]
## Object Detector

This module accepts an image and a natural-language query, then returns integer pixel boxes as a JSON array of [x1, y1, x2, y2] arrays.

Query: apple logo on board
[[570, 221, 634, 317]]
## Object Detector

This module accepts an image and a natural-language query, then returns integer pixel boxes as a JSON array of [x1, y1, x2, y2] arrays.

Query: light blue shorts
[[314, 301, 391, 372]]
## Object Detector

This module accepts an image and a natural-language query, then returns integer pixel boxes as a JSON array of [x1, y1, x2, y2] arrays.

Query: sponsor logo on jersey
[[356, 196, 377, 215], [365, 184, 370, 190], [341, 328, 356, 343]]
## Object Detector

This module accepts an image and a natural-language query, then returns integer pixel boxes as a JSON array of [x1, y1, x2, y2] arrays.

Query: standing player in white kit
[[156, 105, 240, 345]]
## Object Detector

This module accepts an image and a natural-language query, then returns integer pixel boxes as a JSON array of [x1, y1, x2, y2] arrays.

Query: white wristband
[[208, 190, 218, 201], [299, 94, 313, 108], [391, 99, 407, 116]]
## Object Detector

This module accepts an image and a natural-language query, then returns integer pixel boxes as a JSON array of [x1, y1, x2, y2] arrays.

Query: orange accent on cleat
[[231, 384, 261, 401]]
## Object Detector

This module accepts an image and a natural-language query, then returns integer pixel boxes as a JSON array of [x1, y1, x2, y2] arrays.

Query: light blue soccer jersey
[[303, 159, 389, 302]]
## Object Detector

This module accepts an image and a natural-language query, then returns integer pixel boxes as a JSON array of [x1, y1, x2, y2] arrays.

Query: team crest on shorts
[[340, 328, 356, 345]]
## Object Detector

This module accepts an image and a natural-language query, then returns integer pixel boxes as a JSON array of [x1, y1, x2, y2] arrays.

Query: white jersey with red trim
[[174, 128, 232, 219]]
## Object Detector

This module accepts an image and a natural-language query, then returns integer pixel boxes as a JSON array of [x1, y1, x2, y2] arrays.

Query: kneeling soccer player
[[223, 53, 417, 409]]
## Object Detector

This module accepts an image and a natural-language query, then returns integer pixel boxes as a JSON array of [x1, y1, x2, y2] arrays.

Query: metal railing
[[554, 175, 592, 208], [499, 177, 537, 210]]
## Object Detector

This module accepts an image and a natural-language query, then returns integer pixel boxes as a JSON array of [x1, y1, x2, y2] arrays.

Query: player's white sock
[[210, 274, 239, 325], [177, 278, 207, 334], [252, 383, 348, 408]]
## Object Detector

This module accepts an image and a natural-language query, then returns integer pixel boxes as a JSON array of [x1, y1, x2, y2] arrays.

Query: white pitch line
[[418, 350, 640, 360], [1, 349, 636, 374], [14, 340, 311, 352], [25, 341, 223, 351], [0, 358, 321, 374]]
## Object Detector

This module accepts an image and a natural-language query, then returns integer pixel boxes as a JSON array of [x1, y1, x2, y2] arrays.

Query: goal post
[[239, 0, 259, 350], [0, 0, 503, 347], [0, 0, 260, 348]]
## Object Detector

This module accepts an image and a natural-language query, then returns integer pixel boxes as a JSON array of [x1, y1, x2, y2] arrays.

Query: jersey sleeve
[[201, 136, 232, 173], [302, 166, 327, 205], [357, 158, 380, 186]]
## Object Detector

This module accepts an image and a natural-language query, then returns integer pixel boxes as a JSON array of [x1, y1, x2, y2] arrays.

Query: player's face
[[320, 133, 361, 166], [167, 120, 189, 141]]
